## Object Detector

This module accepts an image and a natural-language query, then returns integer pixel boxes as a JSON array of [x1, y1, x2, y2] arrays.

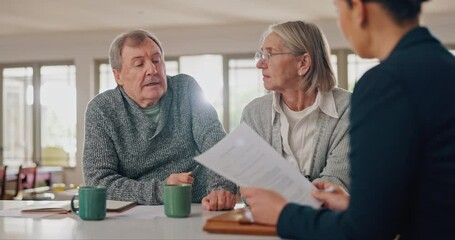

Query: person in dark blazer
[[241, 0, 455, 239]]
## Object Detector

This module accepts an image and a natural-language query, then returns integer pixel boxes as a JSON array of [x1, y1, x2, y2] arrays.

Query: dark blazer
[[277, 27, 455, 240]]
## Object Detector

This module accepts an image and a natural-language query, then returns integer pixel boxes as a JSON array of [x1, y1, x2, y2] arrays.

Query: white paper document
[[195, 123, 321, 209]]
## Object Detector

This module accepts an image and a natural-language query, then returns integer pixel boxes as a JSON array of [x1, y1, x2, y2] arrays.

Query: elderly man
[[83, 29, 236, 210]]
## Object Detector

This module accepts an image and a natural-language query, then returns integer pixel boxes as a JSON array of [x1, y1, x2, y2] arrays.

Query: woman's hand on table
[[202, 190, 236, 211]]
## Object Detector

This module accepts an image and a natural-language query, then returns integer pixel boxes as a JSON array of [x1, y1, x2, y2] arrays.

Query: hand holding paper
[[195, 123, 321, 209]]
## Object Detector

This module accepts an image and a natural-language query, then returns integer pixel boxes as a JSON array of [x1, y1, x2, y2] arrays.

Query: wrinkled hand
[[166, 172, 194, 185], [202, 190, 236, 211], [240, 187, 287, 226], [312, 182, 350, 211]]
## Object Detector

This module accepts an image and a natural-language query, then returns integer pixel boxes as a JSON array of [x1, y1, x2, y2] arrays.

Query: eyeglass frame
[[254, 50, 305, 63]]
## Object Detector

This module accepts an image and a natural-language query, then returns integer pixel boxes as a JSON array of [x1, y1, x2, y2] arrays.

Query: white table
[[0, 201, 279, 239]]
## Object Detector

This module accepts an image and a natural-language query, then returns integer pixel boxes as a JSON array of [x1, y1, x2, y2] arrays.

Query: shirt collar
[[316, 90, 339, 119], [271, 92, 282, 124], [271, 90, 339, 123]]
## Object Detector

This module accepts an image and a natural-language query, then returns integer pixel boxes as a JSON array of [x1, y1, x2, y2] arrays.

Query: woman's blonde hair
[[265, 21, 336, 92]]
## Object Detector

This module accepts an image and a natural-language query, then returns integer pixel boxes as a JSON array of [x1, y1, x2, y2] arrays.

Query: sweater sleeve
[[312, 102, 351, 191], [82, 101, 164, 205], [240, 102, 261, 133], [278, 203, 348, 240], [185, 76, 237, 194]]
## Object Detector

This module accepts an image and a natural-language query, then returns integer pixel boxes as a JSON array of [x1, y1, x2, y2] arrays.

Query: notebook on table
[[203, 208, 276, 236], [21, 200, 137, 214]]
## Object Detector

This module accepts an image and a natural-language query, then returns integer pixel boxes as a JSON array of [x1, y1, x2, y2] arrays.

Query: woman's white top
[[273, 90, 339, 175]]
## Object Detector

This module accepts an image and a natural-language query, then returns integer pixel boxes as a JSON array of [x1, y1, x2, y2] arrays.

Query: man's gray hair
[[109, 29, 164, 71]]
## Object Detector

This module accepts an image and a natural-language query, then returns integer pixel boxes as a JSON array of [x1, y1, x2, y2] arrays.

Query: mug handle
[[71, 195, 79, 216]]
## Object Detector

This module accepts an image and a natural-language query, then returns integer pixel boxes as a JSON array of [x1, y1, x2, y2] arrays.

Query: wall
[[0, 16, 454, 185]]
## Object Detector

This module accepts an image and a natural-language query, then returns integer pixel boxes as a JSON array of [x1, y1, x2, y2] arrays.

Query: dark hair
[[346, 0, 429, 24]]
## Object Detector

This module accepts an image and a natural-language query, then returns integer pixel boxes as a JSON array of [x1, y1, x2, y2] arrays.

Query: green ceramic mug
[[71, 186, 107, 220], [163, 184, 192, 218]]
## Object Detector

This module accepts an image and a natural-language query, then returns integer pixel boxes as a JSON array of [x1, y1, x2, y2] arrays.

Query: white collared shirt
[[272, 90, 339, 175]]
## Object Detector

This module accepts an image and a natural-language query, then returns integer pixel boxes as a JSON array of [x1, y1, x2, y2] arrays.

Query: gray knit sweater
[[83, 74, 236, 205], [241, 88, 351, 190]]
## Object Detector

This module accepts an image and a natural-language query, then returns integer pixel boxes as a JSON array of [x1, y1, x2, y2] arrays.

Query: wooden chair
[[0, 165, 7, 200], [13, 165, 37, 199]]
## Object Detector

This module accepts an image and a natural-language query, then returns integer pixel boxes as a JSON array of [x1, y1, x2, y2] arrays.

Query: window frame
[[0, 60, 75, 167]]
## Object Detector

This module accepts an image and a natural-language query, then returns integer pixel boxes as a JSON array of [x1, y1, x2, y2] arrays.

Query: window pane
[[229, 58, 267, 131], [2, 67, 34, 167], [330, 54, 338, 80], [165, 60, 179, 76], [347, 54, 379, 91], [40, 65, 76, 167], [99, 64, 116, 93], [179, 55, 223, 121]]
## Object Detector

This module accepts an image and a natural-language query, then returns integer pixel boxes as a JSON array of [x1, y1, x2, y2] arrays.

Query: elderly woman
[[241, 0, 455, 239], [83, 29, 236, 210], [241, 21, 351, 190]]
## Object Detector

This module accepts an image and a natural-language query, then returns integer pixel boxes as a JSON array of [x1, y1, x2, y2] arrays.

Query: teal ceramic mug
[[71, 186, 107, 220], [163, 184, 192, 218]]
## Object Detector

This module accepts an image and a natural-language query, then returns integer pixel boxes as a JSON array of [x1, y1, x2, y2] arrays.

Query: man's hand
[[201, 190, 236, 211], [166, 172, 194, 185], [312, 182, 350, 211]]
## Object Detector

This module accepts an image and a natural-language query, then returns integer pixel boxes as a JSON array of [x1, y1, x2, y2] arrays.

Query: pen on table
[[240, 194, 249, 207], [189, 165, 200, 176], [243, 207, 255, 223], [238, 207, 254, 224]]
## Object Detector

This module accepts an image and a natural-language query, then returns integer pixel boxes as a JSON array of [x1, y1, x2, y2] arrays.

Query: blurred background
[[0, 0, 454, 186]]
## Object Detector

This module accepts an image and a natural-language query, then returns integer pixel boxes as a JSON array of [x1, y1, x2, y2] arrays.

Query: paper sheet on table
[[195, 123, 321, 209], [112, 206, 166, 219]]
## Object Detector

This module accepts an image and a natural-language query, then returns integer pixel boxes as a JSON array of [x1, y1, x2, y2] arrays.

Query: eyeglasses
[[254, 51, 303, 64]]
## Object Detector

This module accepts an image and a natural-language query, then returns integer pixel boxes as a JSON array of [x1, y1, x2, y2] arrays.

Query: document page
[[195, 123, 321, 209]]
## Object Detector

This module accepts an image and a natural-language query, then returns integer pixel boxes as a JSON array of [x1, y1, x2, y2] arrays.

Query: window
[[1, 63, 76, 167], [2, 67, 34, 167], [165, 60, 179, 76], [330, 54, 338, 80], [95, 52, 384, 132], [228, 57, 266, 131], [98, 63, 115, 93], [96, 53, 344, 132], [179, 55, 224, 121], [347, 54, 379, 91], [40, 65, 77, 167]]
